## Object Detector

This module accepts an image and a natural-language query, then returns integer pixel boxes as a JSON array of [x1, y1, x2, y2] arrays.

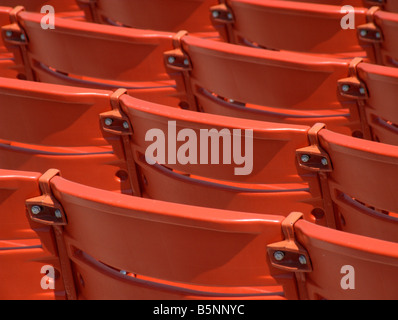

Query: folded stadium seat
[[111, 93, 398, 242], [357, 7, 398, 67], [116, 92, 318, 221], [15, 174, 398, 300], [292, 215, 398, 300], [0, 6, 180, 107], [296, 123, 398, 243], [210, 0, 369, 59], [164, 33, 364, 137], [77, 0, 220, 38], [0, 169, 65, 300], [338, 59, 398, 145], [0, 77, 135, 194]]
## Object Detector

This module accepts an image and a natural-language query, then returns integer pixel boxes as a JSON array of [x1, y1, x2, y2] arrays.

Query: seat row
[[1, 6, 398, 144], [2, 168, 398, 300], [1, 77, 397, 245]]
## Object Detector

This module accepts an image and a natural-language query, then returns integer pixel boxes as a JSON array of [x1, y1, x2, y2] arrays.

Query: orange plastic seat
[[313, 128, 398, 243], [358, 7, 398, 67], [117, 92, 316, 220], [109, 92, 398, 242], [118, 95, 398, 242], [77, 0, 218, 36], [164, 33, 363, 136], [210, 0, 368, 58], [338, 59, 398, 145], [0, 77, 131, 193], [10, 170, 396, 300], [0, 6, 180, 106], [293, 217, 398, 300]]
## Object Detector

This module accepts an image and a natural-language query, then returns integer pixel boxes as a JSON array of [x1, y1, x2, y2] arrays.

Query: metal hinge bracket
[[358, 6, 383, 43], [210, 3, 235, 24], [26, 169, 67, 226], [100, 88, 132, 136], [267, 212, 312, 272], [338, 57, 368, 99], [164, 30, 191, 71], [296, 123, 332, 173], [1, 6, 28, 45]]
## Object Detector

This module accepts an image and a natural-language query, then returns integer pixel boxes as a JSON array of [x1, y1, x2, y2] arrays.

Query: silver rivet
[[359, 87, 366, 95], [55, 209, 62, 219], [228, 99, 235, 103], [321, 158, 328, 166], [105, 118, 113, 126], [183, 59, 189, 66], [31, 206, 41, 215], [123, 121, 129, 129], [342, 84, 350, 92], [20, 34, 26, 41], [301, 155, 310, 163], [120, 270, 127, 275], [274, 251, 285, 261], [212, 11, 219, 18], [168, 56, 175, 64], [375, 32, 381, 39], [299, 255, 307, 265], [227, 12, 233, 20], [5, 31, 12, 38], [360, 30, 368, 37]]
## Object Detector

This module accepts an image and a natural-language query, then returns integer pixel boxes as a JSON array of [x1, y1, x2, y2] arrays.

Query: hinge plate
[[26, 169, 67, 226], [358, 22, 383, 43], [100, 109, 132, 136], [164, 48, 192, 71], [338, 57, 368, 99], [267, 212, 312, 273], [100, 89, 132, 136], [338, 76, 368, 99], [1, 23, 28, 45], [210, 4, 235, 24]]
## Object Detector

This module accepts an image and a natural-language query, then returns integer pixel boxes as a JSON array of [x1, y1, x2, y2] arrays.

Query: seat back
[[1, 8, 176, 89], [295, 219, 398, 300], [358, 8, 398, 67], [0, 78, 130, 193], [40, 174, 298, 299], [78, 0, 217, 34], [310, 129, 398, 243], [210, 0, 367, 56], [115, 93, 317, 219], [353, 62, 398, 145], [165, 34, 360, 136]]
